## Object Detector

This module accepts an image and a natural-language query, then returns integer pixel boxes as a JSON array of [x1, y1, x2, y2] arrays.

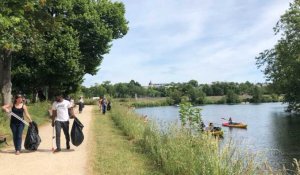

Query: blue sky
[[83, 0, 292, 87]]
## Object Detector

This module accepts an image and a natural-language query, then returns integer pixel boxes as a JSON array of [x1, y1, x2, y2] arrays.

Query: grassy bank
[[89, 106, 163, 175], [107, 102, 293, 175], [116, 96, 283, 108], [116, 97, 169, 108]]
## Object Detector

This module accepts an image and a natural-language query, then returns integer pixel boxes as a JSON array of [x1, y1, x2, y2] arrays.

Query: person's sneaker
[[53, 148, 61, 153], [15, 151, 20, 155]]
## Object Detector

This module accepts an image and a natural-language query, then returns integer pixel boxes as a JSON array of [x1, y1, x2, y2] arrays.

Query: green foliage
[[179, 102, 202, 132], [225, 90, 240, 104], [256, 0, 300, 112], [250, 86, 263, 103], [168, 89, 182, 104], [1, 0, 129, 98]]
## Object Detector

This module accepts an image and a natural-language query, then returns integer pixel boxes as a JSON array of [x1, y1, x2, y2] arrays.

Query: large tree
[[1, 0, 128, 103], [0, 0, 33, 104], [256, 0, 300, 112]]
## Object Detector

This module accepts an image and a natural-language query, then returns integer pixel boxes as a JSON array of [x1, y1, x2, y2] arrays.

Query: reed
[[110, 103, 145, 140]]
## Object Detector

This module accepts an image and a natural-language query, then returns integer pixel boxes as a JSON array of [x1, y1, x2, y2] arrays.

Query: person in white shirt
[[52, 93, 75, 152]]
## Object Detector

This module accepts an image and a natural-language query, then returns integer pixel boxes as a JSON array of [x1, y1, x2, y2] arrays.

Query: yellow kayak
[[205, 130, 224, 137], [211, 130, 223, 137]]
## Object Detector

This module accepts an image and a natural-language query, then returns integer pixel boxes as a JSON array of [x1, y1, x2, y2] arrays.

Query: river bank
[[118, 95, 283, 108]]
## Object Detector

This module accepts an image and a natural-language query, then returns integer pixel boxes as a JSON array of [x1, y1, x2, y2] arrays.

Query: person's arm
[[68, 107, 75, 119], [23, 105, 33, 122], [2, 104, 12, 113], [52, 110, 57, 127]]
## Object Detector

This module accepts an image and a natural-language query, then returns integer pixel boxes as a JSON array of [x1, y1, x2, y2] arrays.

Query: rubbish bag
[[24, 121, 41, 150], [71, 118, 84, 146], [0, 136, 8, 145]]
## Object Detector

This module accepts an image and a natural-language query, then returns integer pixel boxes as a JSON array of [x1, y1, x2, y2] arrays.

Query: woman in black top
[[2, 94, 32, 155]]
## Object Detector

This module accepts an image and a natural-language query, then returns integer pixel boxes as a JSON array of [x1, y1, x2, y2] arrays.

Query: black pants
[[55, 121, 70, 149], [10, 123, 25, 151], [79, 102, 84, 113]]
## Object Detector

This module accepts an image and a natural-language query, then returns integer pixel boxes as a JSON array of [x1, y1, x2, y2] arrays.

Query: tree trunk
[[0, 51, 12, 105]]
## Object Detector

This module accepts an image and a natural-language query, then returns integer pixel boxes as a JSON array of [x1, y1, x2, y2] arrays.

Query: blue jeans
[[102, 105, 107, 114], [10, 123, 25, 151]]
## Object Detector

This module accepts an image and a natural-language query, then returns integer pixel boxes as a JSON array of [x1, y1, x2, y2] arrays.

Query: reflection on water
[[135, 103, 300, 169]]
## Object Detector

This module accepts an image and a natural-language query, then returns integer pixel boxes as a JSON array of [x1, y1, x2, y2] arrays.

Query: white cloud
[[83, 0, 292, 87]]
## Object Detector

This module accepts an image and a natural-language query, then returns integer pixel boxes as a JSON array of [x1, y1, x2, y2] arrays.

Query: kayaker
[[207, 123, 214, 131], [200, 121, 205, 131], [229, 117, 233, 124]]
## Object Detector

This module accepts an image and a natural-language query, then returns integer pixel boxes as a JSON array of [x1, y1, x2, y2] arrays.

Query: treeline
[[82, 80, 281, 105]]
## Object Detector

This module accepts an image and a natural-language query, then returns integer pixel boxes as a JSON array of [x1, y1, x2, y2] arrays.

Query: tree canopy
[[1, 0, 128, 104], [256, 0, 300, 112]]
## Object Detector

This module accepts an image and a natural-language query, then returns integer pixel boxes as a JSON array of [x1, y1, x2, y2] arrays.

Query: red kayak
[[222, 122, 247, 128]]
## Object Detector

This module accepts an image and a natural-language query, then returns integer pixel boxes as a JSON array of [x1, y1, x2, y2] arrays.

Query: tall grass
[[27, 101, 52, 124], [141, 124, 260, 175], [110, 102, 296, 175], [110, 103, 145, 140], [0, 112, 11, 137]]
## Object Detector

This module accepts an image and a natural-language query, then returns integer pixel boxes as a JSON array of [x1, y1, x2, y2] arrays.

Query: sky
[[83, 0, 292, 87]]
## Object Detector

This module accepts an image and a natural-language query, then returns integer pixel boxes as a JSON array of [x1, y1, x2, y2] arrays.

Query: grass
[[89, 106, 163, 175], [116, 97, 169, 108], [27, 101, 52, 125]]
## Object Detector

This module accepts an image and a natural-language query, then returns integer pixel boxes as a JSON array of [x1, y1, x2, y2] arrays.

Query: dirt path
[[0, 105, 93, 175]]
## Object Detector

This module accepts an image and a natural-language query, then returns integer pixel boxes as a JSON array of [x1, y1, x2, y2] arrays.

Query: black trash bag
[[0, 136, 8, 145], [71, 118, 84, 146], [24, 121, 41, 150]]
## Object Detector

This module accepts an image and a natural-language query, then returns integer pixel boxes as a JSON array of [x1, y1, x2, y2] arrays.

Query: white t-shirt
[[52, 100, 71, 121]]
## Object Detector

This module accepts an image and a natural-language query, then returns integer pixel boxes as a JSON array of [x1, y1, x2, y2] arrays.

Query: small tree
[[179, 102, 203, 133]]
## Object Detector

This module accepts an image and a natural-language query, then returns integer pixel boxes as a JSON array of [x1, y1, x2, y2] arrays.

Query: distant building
[[148, 81, 172, 88]]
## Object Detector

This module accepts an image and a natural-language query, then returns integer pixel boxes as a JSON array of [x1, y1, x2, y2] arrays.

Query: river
[[135, 102, 300, 169]]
